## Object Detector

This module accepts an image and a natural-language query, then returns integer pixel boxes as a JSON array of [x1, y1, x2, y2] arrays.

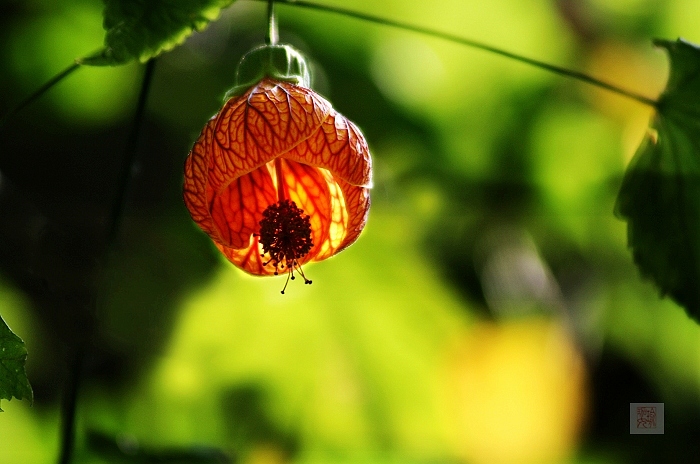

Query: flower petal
[[283, 110, 372, 187], [210, 165, 277, 249], [213, 78, 332, 179], [215, 235, 269, 275], [332, 180, 371, 255], [312, 169, 349, 261], [184, 78, 373, 278], [280, 109, 372, 260], [183, 117, 217, 236], [213, 159, 333, 275], [185, 79, 335, 248], [277, 159, 332, 263]]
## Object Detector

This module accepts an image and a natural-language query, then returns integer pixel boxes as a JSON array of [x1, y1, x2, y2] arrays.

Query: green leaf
[[0, 315, 33, 411], [615, 38, 700, 321], [83, 0, 237, 66]]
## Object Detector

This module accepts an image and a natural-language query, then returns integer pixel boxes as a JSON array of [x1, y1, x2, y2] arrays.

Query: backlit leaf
[[83, 0, 237, 65], [615, 38, 700, 321], [0, 315, 33, 411]]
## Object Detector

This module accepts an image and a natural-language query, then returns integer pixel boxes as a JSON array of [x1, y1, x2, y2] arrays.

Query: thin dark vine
[[267, 0, 659, 107], [56, 59, 157, 464], [4, 0, 658, 128], [0, 62, 81, 129]]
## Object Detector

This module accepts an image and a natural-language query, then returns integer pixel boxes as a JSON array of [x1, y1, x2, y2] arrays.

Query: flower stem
[[266, 0, 279, 46], [268, 0, 659, 107]]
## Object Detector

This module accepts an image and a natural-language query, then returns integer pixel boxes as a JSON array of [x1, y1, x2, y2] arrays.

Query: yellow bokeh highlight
[[443, 318, 587, 464]]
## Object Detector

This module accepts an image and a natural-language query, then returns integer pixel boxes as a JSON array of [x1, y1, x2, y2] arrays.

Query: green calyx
[[226, 44, 311, 98]]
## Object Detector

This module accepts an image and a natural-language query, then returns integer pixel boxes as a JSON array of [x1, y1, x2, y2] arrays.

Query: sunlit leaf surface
[[83, 0, 237, 65], [0, 316, 33, 411], [616, 38, 700, 320]]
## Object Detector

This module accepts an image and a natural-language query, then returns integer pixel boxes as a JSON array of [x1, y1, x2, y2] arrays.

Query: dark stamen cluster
[[258, 199, 313, 293]]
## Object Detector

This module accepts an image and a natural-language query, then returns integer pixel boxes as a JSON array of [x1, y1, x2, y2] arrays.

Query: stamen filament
[[275, 157, 286, 202], [281, 267, 292, 294], [257, 198, 313, 293]]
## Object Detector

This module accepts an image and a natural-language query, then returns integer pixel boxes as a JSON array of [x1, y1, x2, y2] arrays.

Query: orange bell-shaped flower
[[183, 45, 372, 289]]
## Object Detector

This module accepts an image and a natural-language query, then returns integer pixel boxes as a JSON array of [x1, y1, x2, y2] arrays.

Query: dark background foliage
[[0, 0, 699, 463]]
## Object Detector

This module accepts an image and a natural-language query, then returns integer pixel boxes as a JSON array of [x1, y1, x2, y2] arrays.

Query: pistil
[[257, 167, 313, 293]]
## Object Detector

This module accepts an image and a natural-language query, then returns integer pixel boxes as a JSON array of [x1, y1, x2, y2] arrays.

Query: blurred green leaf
[[615, 38, 700, 321], [0, 315, 33, 411], [83, 0, 237, 65]]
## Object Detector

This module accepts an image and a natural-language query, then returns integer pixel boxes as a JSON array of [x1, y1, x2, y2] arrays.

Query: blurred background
[[1, 0, 699, 462]]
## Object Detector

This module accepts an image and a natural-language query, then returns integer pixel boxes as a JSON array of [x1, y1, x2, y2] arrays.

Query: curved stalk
[[267, 0, 659, 107], [266, 0, 279, 45], [0, 62, 81, 128]]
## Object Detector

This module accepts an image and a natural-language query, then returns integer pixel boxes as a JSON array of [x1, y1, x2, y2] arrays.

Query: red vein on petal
[[279, 159, 332, 263]]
